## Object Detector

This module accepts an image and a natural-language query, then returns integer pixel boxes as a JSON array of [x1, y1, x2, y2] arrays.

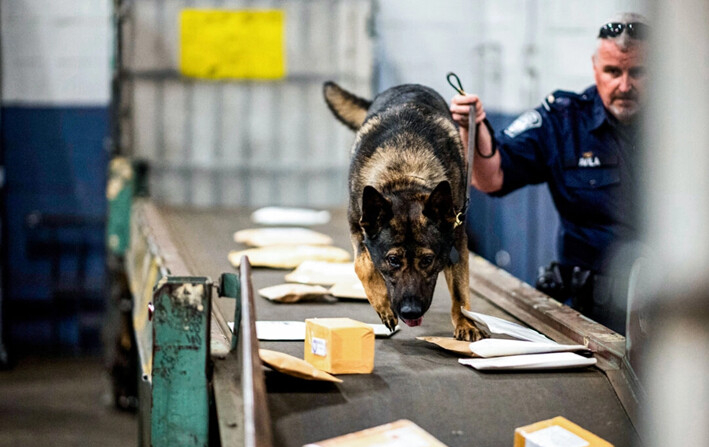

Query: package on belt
[[304, 318, 374, 374], [514, 416, 613, 447], [304, 419, 447, 447]]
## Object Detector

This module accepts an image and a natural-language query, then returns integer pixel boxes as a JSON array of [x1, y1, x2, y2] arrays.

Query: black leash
[[446, 72, 496, 159], [446, 72, 496, 230]]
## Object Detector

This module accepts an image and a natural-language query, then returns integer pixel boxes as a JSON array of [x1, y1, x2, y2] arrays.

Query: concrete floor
[[0, 356, 137, 447]]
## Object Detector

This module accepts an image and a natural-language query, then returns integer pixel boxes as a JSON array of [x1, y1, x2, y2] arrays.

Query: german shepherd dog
[[323, 82, 483, 341]]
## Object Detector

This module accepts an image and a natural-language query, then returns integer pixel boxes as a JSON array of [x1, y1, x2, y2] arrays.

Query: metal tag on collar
[[453, 211, 464, 228]]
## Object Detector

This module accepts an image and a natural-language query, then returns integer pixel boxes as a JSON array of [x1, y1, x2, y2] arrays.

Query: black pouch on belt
[[535, 262, 566, 301], [535, 262, 595, 309], [569, 266, 595, 314]]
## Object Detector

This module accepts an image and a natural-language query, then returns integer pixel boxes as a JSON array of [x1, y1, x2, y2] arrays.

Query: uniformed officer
[[449, 12, 648, 334]]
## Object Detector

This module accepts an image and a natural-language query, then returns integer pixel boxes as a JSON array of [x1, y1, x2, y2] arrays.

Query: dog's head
[[360, 181, 458, 327]]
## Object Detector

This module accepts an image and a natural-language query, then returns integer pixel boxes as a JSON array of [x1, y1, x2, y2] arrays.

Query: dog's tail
[[323, 81, 372, 131]]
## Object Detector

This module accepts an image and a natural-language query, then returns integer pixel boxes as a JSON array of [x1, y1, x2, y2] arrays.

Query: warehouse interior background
[[1, 0, 647, 354], [1, 0, 707, 446]]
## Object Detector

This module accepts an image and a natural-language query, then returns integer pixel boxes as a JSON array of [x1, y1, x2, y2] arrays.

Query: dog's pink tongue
[[402, 317, 423, 327]]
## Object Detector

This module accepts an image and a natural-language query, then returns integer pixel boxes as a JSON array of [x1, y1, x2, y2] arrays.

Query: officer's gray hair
[[596, 12, 648, 52]]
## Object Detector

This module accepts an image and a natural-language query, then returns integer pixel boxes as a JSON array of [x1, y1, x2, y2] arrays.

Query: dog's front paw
[[377, 309, 399, 332], [454, 319, 484, 341]]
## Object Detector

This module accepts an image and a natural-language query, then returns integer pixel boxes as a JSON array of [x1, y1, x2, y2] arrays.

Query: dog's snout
[[399, 296, 423, 320]]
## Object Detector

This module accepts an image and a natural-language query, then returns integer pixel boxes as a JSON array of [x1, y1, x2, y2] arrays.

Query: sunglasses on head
[[598, 22, 648, 40]]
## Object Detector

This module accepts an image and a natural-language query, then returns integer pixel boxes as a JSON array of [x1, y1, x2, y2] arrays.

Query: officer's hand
[[450, 94, 486, 129]]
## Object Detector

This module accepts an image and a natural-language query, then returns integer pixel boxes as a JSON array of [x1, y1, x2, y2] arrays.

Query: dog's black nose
[[399, 296, 423, 320]]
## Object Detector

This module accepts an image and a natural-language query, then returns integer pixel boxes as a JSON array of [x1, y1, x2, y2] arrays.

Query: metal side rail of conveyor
[[126, 199, 272, 447]]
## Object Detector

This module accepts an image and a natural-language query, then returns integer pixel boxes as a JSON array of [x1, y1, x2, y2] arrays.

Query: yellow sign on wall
[[180, 9, 285, 80]]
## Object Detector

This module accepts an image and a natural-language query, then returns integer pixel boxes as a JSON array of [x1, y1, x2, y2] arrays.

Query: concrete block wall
[[2, 0, 111, 105], [1, 0, 112, 351]]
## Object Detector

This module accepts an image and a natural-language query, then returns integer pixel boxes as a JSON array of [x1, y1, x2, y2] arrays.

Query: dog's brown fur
[[324, 81, 483, 341]]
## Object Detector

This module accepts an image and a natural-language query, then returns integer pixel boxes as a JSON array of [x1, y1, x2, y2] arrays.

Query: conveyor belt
[[159, 206, 639, 447]]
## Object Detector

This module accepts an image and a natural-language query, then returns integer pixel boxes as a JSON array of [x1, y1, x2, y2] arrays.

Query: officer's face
[[593, 39, 647, 124]]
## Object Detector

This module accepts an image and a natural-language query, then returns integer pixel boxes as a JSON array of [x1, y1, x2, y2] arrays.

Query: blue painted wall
[[2, 106, 109, 350]]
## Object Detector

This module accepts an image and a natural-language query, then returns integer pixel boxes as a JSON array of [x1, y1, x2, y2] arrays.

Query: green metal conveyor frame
[[124, 199, 273, 447]]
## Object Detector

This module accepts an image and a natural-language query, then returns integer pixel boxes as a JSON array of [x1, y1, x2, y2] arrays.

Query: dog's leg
[[444, 234, 484, 341], [353, 246, 398, 331]]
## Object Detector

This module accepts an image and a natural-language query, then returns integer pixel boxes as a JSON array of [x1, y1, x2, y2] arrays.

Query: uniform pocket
[[563, 168, 620, 189]]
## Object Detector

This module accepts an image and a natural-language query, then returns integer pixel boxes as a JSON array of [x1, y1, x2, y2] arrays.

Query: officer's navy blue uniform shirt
[[491, 85, 638, 273]]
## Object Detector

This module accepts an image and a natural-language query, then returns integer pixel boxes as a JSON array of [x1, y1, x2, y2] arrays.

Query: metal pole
[[0, 0, 9, 368], [641, 1, 709, 445]]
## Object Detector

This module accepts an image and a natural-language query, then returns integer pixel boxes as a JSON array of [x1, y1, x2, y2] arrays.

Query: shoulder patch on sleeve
[[503, 110, 542, 139], [544, 89, 588, 111]]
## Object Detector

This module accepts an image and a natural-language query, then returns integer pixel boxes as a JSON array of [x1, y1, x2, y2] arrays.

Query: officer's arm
[[450, 94, 503, 193], [469, 122, 503, 193]]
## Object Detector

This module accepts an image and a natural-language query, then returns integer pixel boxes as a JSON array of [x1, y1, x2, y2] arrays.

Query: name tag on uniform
[[565, 151, 618, 169], [578, 151, 601, 167]]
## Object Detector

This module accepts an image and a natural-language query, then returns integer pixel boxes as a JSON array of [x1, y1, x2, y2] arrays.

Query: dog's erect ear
[[323, 81, 372, 131], [360, 186, 393, 236], [423, 181, 456, 227]]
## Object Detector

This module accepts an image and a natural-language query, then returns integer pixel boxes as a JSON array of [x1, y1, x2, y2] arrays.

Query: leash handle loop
[[446, 71, 496, 160], [446, 72, 466, 95]]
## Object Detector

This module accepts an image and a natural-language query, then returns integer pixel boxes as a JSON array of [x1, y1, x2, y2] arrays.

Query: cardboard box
[[514, 416, 613, 447], [304, 318, 374, 374], [304, 419, 448, 447]]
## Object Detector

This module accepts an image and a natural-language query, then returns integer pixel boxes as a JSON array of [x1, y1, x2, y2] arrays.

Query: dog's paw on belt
[[377, 309, 399, 332], [454, 321, 484, 342]]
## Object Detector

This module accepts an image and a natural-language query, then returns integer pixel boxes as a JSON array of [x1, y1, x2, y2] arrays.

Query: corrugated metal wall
[[119, 0, 373, 207]]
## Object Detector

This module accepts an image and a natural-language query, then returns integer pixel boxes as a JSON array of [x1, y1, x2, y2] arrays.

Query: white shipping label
[[311, 337, 328, 357], [525, 425, 589, 447]]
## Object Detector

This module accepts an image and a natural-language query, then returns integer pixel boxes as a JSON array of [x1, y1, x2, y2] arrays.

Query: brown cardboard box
[[514, 416, 613, 447], [304, 419, 448, 447], [304, 318, 374, 374]]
